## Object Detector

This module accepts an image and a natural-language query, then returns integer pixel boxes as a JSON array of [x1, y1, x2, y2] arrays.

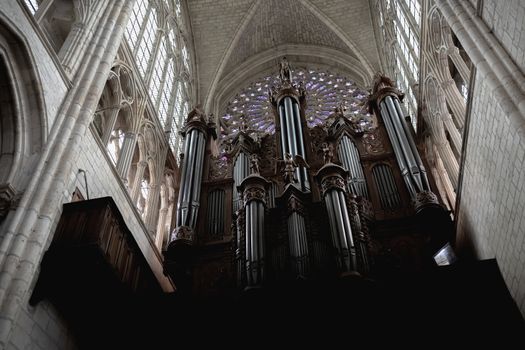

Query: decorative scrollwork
[[209, 154, 231, 180], [321, 175, 346, 195], [287, 194, 305, 216], [243, 187, 266, 205], [413, 190, 440, 211], [362, 128, 385, 154], [170, 225, 194, 244]]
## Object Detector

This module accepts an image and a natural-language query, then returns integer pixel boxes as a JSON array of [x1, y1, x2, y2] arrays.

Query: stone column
[[0, 0, 136, 344], [116, 131, 137, 183], [59, 0, 109, 78], [100, 106, 120, 146], [145, 183, 160, 236], [130, 160, 148, 203]]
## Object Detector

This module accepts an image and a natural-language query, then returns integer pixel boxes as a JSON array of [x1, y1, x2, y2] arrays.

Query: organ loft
[[163, 58, 454, 295], [4, 1, 524, 347]]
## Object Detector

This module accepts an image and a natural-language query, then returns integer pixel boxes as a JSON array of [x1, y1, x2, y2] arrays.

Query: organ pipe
[[315, 164, 358, 274], [285, 189, 310, 278], [238, 174, 270, 288], [169, 107, 215, 248], [368, 74, 440, 212], [233, 152, 250, 212], [338, 135, 369, 198], [372, 164, 401, 210], [207, 189, 225, 236]]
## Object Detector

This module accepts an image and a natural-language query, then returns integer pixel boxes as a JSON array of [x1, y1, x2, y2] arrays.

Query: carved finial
[[186, 104, 206, 123], [371, 72, 396, 94], [367, 72, 403, 114]]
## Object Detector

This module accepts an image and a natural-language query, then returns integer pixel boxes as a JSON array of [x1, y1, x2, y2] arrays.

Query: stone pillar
[[0, 0, 136, 344], [145, 183, 160, 236], [315, 163, 357, 275], [59, 0, 109, 78], [100, 106, 120, 146], [130, 160, 148, 203], [116, 131, 137, 183]]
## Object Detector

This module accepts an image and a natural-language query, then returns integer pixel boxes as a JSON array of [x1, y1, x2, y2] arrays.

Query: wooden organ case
[[164, 61, 453, 296]]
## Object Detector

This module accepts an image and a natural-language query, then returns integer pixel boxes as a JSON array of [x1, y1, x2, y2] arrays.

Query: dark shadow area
[[33, 257, 524, 348]]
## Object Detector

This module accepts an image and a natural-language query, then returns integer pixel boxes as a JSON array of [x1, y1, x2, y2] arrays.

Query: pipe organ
[[164, 63, 452, 295]]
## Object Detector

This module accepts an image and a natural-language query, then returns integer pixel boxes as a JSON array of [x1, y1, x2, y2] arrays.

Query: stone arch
[[423, 74, 459, 189], [0, 18, 45, 220], [210, 44, 373, 119]]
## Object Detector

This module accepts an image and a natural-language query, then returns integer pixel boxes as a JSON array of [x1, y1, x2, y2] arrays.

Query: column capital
[[238, 174, 270, 207], [314, 163, 348, 197]]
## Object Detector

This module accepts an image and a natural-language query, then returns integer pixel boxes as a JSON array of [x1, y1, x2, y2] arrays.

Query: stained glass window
[[221, 67, 370, 138], [124, 0, 194, 157]]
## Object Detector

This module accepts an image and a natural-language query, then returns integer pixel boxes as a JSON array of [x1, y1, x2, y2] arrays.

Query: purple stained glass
[[220, 67, 370, 141]]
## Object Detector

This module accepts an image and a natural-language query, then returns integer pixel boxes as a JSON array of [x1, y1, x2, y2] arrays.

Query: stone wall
[[457, 72, 525, 313], [8, 301, 77, 350], [1, 2, 172, 348], [454, 0, 525, 315], [481, 0, 525, 75]]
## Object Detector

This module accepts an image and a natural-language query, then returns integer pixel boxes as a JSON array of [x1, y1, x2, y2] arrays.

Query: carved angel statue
[[321, 142, 334, 164], [279, 56, 292, 82], [276, 153, 309, 185], [249, 153, 260, 174]]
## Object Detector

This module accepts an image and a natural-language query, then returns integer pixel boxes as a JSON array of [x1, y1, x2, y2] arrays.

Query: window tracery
[[221, 67, 371, 139], [125, 0, 193, 156]]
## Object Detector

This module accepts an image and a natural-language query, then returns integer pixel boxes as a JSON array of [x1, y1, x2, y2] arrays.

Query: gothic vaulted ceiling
[[186, 0, 381, 113]]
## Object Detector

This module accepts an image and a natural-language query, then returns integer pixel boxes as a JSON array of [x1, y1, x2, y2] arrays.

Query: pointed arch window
[[124, 0, 194, 159]]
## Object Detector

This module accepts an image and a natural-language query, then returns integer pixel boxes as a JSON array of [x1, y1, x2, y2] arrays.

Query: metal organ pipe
[[279, 104, 289, 155], [190, 133, 206, 228], [292, 100, 310, 191], [378, 94, 432, 200], [316, 164, 359, 273], [240, 176, 268, 288], [207, 190, 225, 236], [372, 164, 401, 209], [279, 96, 309, 191], [338, 135, 368, 198], [176, 127, 207, 228], [287, 210, 309, 277], [233, 152, 250, 212]]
